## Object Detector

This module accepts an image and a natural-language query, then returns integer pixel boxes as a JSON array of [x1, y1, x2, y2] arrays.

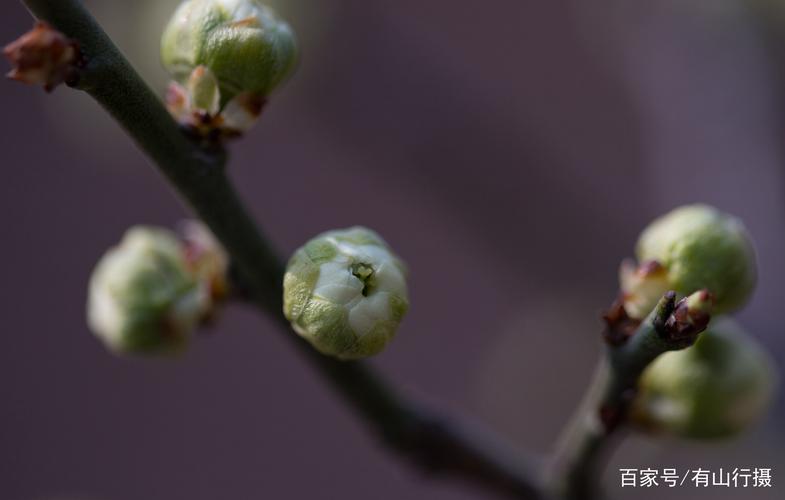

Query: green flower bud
[[621, 204, 757, 319], [633, 318, 777, 439], [161, 0, 297, 106], [87, 227, 210, 355], [283, 227, 410, 360]]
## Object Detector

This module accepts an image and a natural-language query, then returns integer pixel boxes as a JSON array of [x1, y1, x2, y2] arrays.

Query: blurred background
[[1, 0, 784, 498]]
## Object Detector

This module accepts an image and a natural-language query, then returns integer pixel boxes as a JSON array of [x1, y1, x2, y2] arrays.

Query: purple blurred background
[[1, 0, 783, 499]]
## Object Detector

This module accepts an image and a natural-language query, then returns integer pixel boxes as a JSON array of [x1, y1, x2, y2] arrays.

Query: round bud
[[283, 227, 410, 360], [629, 204, 757, 317], [161, 0, 297, 105], [633, 318, 777, 439], [87, 227, 210, 355]]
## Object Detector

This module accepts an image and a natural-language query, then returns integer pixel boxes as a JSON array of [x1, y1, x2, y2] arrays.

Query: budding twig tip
[[652, 290, 713, 348]]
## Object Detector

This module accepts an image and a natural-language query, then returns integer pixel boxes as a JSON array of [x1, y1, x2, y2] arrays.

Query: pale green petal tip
[[87, 226, 210, 356], [283, 227, 410, 360], [634, 318, 777, 439], [630, 204, 757, 316], [161, 0, 297, 105], [187, 66, 221, 114]]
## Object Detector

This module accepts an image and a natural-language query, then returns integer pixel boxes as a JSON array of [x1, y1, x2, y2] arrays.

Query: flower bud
[[161, 0, 297, 106], [633, 318, 777, 439], [87, 227, 210, 355], [621, 204, 757, 318], [283, 227, 409, 360]]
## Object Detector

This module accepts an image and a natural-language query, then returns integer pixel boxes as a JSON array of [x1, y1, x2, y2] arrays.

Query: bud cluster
[[614, 204, 776, 440]]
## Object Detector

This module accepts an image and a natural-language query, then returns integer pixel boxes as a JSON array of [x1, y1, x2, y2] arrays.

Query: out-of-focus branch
[[14, 1, 543, 497]]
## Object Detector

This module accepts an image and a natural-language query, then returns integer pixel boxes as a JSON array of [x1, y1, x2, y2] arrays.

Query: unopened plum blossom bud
[[161, 0, 297, 106], [621, 204, 757, 319], [633, 318, 777, 439], [87, 227, 210, 355], [283, 227, 409, 360]]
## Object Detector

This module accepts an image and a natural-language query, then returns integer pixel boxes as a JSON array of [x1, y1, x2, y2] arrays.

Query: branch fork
[[7, 3, 731, 500], [550, 289, 713, 499]]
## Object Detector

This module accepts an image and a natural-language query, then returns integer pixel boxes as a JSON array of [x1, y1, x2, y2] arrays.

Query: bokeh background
[[1, 0, 784, 499]]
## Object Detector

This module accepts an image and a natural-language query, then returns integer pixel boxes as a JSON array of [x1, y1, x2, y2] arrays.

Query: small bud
[[283, 227, 410, 360], [656, 289, 713, 348], [677, 288, 713, 321], [622, 204, 757, 318], [161, 0, 297, 106], [87, 227, 210, 355], [633, 318, 777, 439], [602, 298, 640, 346], [3, 22, 80, 91]]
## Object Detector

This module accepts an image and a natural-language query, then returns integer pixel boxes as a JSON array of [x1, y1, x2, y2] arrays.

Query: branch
[[546, 291, 711, 499], [16, 1, 542, 498]]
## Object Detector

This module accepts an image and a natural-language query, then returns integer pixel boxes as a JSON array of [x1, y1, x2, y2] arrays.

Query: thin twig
[[547, 292, 710, 499], [17, 1, 542, 497]]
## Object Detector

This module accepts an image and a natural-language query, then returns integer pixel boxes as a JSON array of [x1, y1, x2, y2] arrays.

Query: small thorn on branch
[[3, 22, 82, 91]]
